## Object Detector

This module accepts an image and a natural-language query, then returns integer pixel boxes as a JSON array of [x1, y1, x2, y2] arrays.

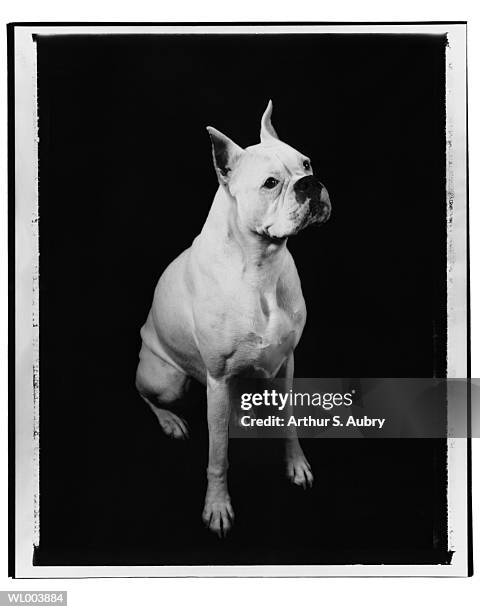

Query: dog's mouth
[[259, 195, 331, 242], [260, 230, 289, 244], [259, 214, 310, 243]]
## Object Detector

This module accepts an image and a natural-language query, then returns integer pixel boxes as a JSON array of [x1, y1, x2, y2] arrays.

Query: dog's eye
[[303, 160, 311, 171], [263, 177, 279, 189]]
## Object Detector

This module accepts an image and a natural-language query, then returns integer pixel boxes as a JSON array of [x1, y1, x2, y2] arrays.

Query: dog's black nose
[[294, 175, 331, 222], [294, 175, 325, 205], [294, 175, 324, 195]]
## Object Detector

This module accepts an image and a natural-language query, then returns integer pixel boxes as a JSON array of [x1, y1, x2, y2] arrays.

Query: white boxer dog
[[136, 101, 331, 536]]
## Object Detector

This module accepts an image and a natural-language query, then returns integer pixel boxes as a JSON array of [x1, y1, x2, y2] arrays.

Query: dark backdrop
[[35, 32, 450, 566]]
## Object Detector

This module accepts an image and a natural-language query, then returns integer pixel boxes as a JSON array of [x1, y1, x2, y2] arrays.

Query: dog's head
[[207, 101, 331, 242]]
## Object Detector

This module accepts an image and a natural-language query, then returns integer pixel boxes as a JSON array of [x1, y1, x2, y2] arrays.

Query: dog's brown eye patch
[[263, 177, 279, 189], [303, 160, 311, 171]]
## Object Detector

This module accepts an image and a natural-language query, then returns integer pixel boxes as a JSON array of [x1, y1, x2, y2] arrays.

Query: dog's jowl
[[135, 101, 331, 537]]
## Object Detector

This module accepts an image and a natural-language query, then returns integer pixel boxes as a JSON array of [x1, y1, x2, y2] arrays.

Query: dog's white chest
[[233, 290, 305, 377]]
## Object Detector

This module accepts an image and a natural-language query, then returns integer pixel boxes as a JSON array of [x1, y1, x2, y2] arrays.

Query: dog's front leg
[[202, 375, 234, 537], [281, 353, 314, 489]]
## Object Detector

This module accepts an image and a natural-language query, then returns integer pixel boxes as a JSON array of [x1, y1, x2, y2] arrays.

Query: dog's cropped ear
[[206, 126, 244, 184], [260, 100, 279, 142]]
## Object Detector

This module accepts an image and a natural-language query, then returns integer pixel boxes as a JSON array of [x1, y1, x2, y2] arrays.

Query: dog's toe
[[202, 499, 234, 538], [287, 456, 314, 489], [153, 409, 189, 440]]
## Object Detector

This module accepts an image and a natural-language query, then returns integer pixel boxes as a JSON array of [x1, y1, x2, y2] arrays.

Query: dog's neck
[[197, 186, 288, 280]]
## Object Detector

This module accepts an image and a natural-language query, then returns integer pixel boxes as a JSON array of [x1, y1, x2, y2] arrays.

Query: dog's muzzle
[[294, 175, 332, 223]]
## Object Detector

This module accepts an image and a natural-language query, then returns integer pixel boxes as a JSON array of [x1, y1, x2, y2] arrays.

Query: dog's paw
[[286, 454, 314, 489], [153, 408, 189, 440], [202, 497, 235, 538]]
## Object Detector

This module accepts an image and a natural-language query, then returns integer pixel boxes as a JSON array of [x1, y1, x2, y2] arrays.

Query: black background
[[35, 33, 450, 566]]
